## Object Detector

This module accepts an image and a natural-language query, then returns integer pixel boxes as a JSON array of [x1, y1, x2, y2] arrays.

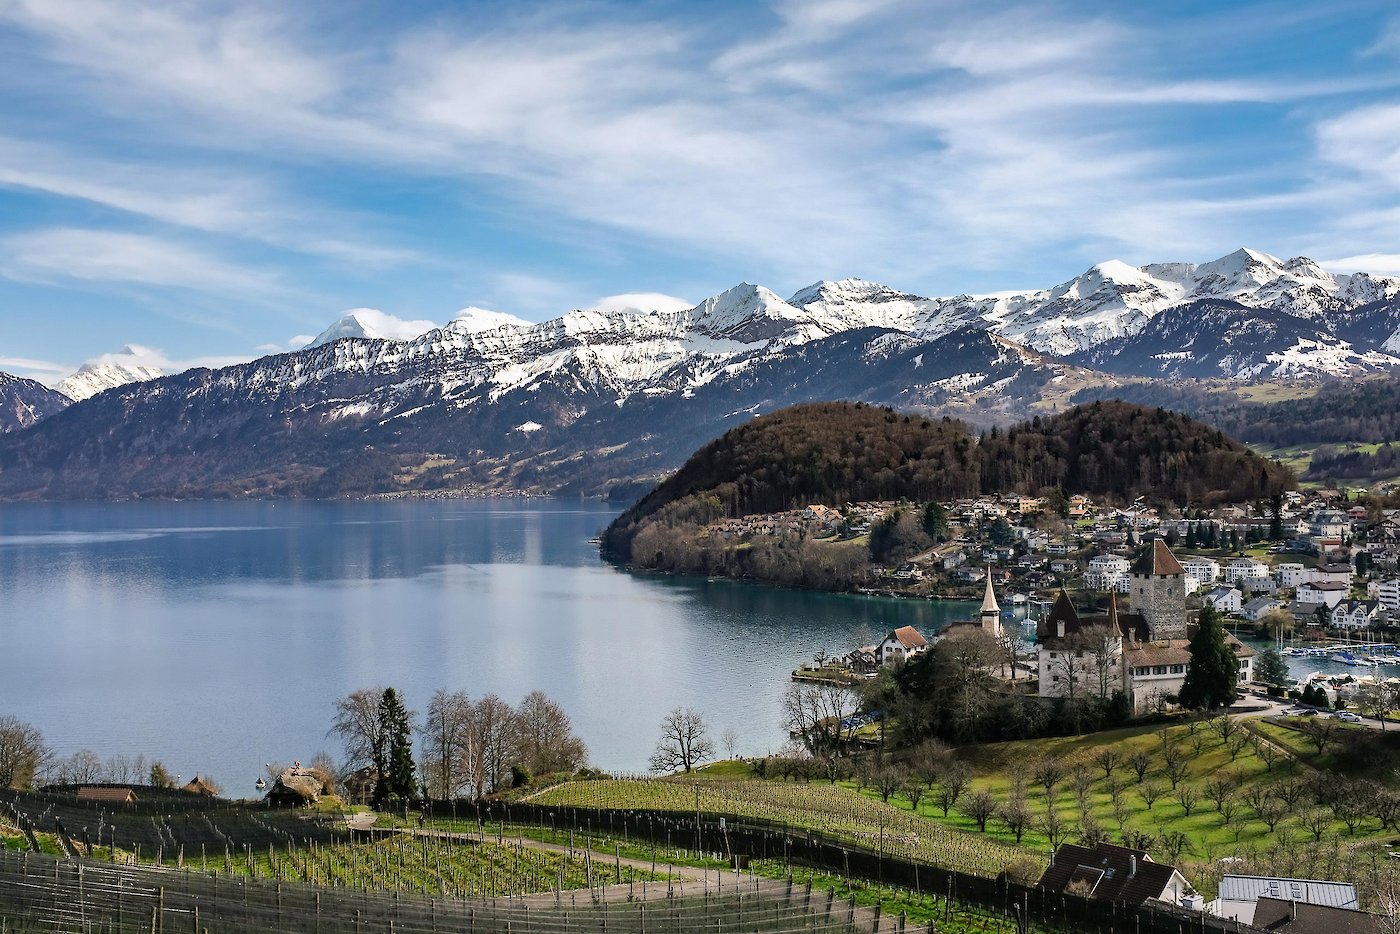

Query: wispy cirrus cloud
[[0, 0, 1397, 375], [0, 227, 282, 295]]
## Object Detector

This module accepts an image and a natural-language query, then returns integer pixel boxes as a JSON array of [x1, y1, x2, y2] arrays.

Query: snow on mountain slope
[[305, 309, 438, 347], [0, 371, 71, 431], [448, 307, 532, 333], [1069, 300, 1400, 379], [55, 355, 165, 401]]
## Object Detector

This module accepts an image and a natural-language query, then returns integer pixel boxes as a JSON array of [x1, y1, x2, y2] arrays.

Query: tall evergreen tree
[[374, 688, 417, 807], [1268, 494, 1284, 541], [1178, 606, 1239, 711], [1255, 648, 1290, 690]]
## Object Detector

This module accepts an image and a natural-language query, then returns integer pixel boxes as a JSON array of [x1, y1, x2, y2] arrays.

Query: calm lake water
[[0, 499, 976, 794]]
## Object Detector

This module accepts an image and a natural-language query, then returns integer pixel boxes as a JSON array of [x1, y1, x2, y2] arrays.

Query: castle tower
[[980, 569, 1000, 634], [1129, 540, 1186, 640]]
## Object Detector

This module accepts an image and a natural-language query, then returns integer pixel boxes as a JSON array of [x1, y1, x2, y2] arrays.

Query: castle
[[1037, 540, 1254, 713]]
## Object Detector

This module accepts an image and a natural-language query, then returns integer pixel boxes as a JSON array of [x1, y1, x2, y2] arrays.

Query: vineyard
[[228, 832, 669, 897], [528, 776, 1039, 878]]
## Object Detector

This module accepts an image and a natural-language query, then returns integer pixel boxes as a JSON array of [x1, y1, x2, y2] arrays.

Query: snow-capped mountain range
[[3, 247, 1400, 496]]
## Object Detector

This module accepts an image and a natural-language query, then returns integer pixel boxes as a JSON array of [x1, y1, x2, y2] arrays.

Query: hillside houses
[[691, 489, 1400, 637]]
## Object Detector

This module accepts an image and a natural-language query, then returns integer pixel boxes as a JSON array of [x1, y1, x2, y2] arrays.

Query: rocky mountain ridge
[[2, 247, 1399, 498]]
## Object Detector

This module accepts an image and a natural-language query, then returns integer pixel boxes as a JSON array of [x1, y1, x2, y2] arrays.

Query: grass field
[[536, 717, 1400, 902]]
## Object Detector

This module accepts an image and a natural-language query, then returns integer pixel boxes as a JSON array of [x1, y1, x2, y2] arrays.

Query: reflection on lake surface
[[0, 499, 976, 791]]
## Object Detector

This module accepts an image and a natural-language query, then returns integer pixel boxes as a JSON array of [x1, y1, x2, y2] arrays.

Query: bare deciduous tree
[[961, 789, 996, 833], [1139, 780, 1165, 811], [468, 694, 520, 796], [1128, 750, 1152, 783], [516, 690, 587, 776], [330, 688, 388, 778], [998, 795, 1032, 844], [421, 689, 473, 799], [782, 682, 857, 776], [934, 762, 971, 817], [1092, 748, 1121, 780], [1032, 758, 1065, 802], [720, 728, 739, 760], [0, 716, 48, 790], [650, 707, 714, 774]]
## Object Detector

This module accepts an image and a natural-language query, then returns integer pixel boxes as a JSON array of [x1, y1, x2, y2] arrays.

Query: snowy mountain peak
[[689, 283, 811, 343], [55, 352, 165, 402], [306, 309, 438, 348]]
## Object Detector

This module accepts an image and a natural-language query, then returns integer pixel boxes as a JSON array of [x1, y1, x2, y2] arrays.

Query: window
[[1170, 665, 1185, 674], [1153, 665, 1167, 675]]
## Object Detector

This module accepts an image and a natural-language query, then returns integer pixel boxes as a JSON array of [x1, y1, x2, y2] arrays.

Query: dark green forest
[[602, 400, 1293, 567]]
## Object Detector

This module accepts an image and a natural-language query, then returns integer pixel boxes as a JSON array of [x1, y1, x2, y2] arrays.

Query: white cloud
[[0, 228, 282, 295], [336, 308, 439, 341], [1316, 102, 1400, 187], [589, 293, 693, 314], [1320, 253, 1400, 276], [0, 355, 72, 383], [0, 0, 1397, 294]]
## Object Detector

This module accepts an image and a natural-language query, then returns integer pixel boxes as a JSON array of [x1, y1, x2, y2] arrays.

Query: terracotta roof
[[1251, 897, 1381, 933], [1037, 843, 1183, 907], [1130, 540, 1185, 577], [888, 626, 928, 650]]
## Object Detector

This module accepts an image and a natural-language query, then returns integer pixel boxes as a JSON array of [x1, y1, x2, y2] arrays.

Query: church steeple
[[980, 568, 1000, 632]]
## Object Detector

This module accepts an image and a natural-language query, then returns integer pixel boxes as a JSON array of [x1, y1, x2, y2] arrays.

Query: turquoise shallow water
[[0, 498, 976, 792]]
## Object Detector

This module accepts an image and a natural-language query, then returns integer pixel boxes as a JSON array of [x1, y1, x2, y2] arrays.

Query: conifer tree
[[1178, 606, 1239, 711], [374, 688, 417, 807], [1256, 648, 1290, 690]]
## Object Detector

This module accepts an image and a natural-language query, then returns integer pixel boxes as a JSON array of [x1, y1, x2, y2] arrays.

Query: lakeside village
[[759, 488, 1400, 707]]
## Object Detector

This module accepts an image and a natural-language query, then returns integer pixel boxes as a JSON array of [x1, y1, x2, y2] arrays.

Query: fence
[[0, 848, 867, 934], [440, 799, 1268, 934]]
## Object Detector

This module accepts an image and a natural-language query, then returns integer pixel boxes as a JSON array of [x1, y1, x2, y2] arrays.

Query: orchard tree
[[1178, 606, 1239, 711]]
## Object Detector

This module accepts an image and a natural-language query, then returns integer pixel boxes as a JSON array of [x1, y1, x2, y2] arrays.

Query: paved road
[[1231, 693, 1394, 731]]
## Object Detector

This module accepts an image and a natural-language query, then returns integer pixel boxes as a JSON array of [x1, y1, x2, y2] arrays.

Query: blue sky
[[2, 0, 1399, 383]]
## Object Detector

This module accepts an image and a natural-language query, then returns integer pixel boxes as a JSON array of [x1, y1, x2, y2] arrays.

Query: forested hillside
[[602, 400, 1292, 563]]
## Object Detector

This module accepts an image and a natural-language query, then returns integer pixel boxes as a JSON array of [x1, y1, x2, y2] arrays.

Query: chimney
[[1128, 856, 1136, 879]]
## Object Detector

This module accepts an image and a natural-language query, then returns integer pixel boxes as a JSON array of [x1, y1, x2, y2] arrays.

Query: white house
[[1330, 599, 1380, 630], [1313, 563, 1355, 585], [1224, 558, 1270, 583], [876, 626, 929, 665], [1297, 581, 1349, 609], [1202, 586, 1243, 614], [1180, 557, 1221, 587], [1379, 578, 1400, 611], [1274, 562, 1309, 588], [1086, 555, 1131, 592]]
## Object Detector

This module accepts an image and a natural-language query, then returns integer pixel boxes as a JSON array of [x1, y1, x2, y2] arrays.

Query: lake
[[0, 499, 976, 794]]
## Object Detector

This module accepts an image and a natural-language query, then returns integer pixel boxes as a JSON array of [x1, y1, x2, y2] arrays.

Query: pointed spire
[[981, 566, 1000, 615]]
